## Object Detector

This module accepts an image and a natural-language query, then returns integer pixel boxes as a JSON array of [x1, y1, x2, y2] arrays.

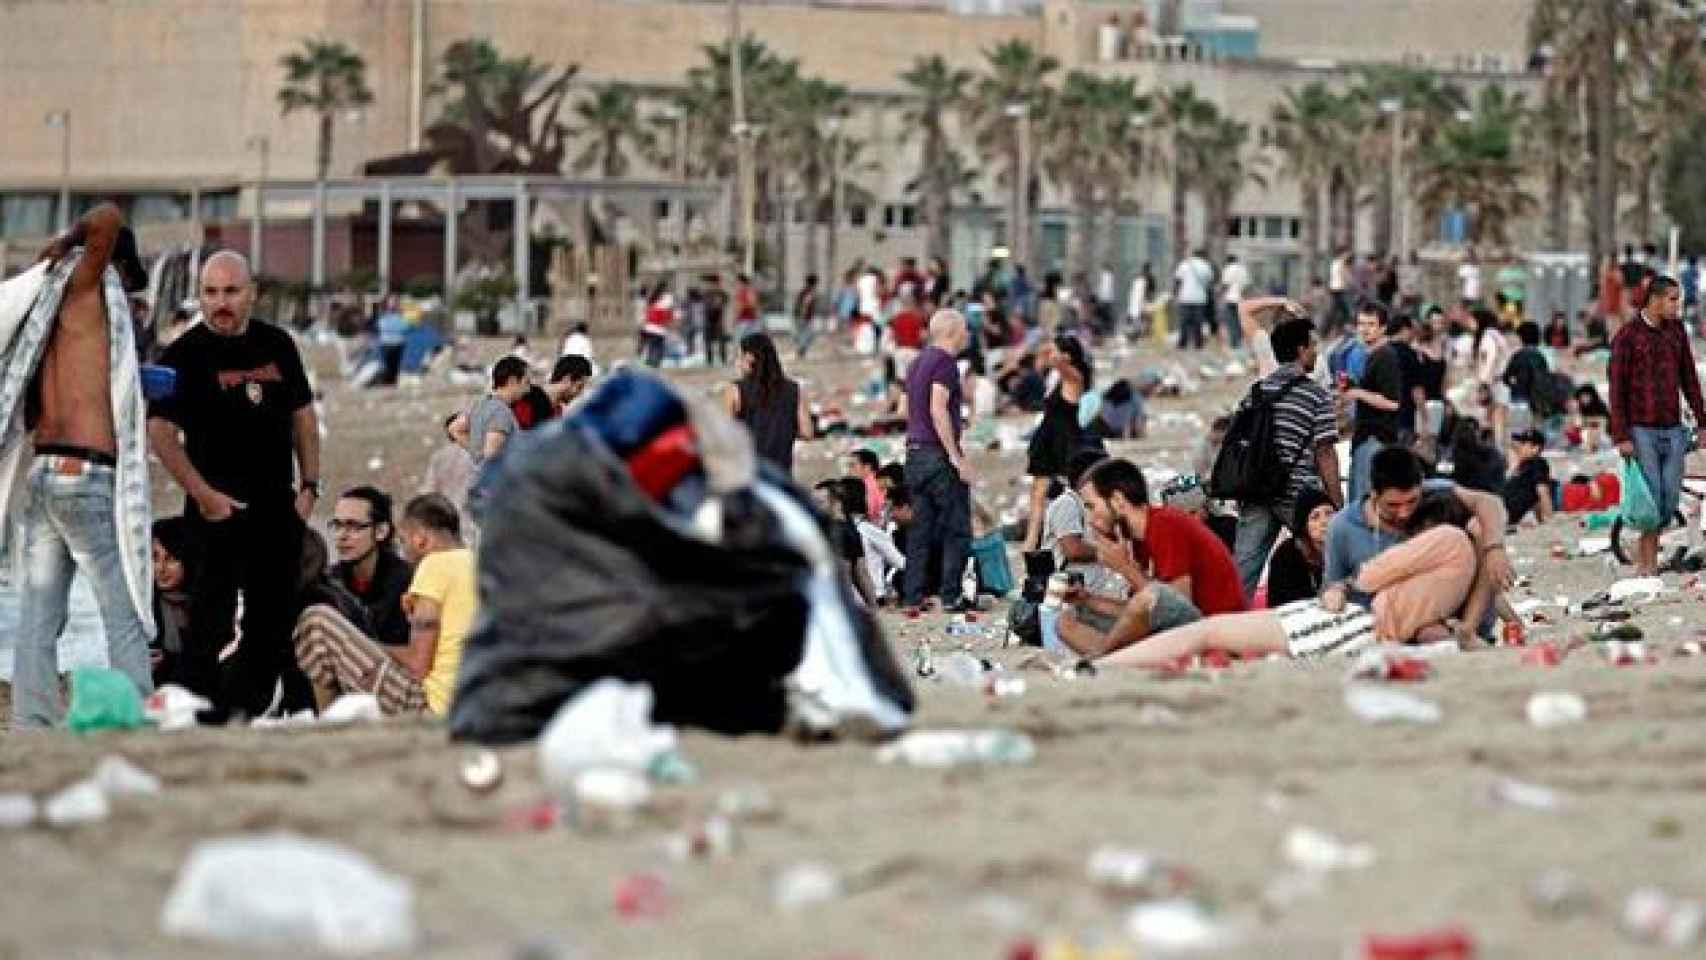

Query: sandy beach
[[4, 334, 1706, 959]]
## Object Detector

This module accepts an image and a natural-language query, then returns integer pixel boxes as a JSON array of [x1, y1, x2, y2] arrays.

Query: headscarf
[[1289, 486, 1335, 543]]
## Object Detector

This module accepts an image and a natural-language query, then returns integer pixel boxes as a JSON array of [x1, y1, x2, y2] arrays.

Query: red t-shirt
[[1136, 505, 1248, 616], [891, 309, 924, 349]]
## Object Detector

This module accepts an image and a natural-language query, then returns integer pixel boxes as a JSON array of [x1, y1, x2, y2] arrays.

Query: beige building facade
[[0, 0, 1543, 293]]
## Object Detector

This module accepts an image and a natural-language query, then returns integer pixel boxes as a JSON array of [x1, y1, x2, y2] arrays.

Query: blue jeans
[[1222, 303, 1244, 350], [1348, 437, 1382, 511], [12, 458, 153, 728], [1632, 424, 1691, 528], [902, 446, 971, 607], [1233, 503, 1284, 601], [1176, 303, 1208, 350]]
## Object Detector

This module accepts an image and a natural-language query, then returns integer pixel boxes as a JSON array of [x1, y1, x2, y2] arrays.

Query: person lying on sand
[[1098, 491, 1479, 668]]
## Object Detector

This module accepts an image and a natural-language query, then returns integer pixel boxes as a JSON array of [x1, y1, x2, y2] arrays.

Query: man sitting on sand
[[293, 494, 475, 716], [1324, 446, 1514, 645], [1054, 459, 1218, 657]]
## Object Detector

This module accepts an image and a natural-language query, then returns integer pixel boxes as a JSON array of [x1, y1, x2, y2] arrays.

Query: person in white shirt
[[1328, 248, 1351, 331], [1126, 263, 1152, 339], [1458, 249, 1483, 306], [560, 322, 593, 361], [1219, 254, 1249, 352], [1172, 249, 1214, 351]]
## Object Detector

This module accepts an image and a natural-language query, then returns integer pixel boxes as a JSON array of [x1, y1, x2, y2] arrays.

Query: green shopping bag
[[66, 667, 146, 734], [1621, 457, 1664, 533]]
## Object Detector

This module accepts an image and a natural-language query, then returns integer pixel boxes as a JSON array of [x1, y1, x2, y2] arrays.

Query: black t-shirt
[[1503, 456, 1552, 524], [1354, 343, 1405, 445], [332, 549, 416, 647], [150, 321, 313, 510], [1502, 346, 1550, 404], [1389, 341, 1420, 433]]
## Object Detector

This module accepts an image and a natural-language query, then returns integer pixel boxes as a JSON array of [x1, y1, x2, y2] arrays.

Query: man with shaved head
[[900, 308, 975, 614], [9, 203, 156, 726], [148, 250, 321, 718]]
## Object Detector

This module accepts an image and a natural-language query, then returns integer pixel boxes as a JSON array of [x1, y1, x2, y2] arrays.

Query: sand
[[4, 332, 1706, 959]]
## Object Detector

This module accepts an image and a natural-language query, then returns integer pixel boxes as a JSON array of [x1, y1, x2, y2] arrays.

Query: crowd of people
[[9, 198, 1706, 729]]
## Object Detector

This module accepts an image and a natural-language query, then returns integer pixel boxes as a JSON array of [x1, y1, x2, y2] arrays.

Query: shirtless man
[[13, 203, 156, 727]]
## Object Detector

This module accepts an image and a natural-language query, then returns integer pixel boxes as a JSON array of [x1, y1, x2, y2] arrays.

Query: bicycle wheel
[[1610, 512, 1688, 566]]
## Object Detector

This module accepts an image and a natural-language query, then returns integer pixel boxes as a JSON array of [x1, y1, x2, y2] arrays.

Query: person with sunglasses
[[328, 486, 414, 648]]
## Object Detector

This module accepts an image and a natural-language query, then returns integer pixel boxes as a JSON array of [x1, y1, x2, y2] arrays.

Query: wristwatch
[[300, 480, 321, 498]]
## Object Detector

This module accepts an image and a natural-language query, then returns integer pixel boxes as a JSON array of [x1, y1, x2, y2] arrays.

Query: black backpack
[[1207, 374, 1310, 504]]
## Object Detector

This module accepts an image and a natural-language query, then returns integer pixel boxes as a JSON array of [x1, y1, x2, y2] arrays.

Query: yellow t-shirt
[[408, 547, 477, 715]]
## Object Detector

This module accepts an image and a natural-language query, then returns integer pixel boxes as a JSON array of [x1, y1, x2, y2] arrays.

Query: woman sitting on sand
[[1100, 492, 1479, 668], [1262, 487, 1334, 609]]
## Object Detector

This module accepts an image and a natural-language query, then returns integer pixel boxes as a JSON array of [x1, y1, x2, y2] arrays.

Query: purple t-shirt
[[905, 346, 962, 448]]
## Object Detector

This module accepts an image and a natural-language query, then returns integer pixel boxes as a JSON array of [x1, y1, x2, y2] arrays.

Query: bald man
[[12, 204, 156, 727], [900, 309, 975, 613], [147, 251, 321, 718]]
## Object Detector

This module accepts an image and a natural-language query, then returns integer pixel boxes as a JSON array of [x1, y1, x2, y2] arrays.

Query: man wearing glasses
[[329, 486, 414, 648]]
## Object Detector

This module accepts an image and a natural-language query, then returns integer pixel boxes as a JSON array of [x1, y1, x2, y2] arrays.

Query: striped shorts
[[1276, 599, 1377, 659], [292, 605, 428, 715]]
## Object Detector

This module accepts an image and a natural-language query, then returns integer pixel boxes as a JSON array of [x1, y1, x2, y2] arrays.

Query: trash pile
[[449, 371, 913, 744]]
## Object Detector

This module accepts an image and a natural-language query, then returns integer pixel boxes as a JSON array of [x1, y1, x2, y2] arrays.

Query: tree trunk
[[772, 169, 789, 307], [1592, 0, 1619, 269], [924, 123, 952, 264], [1171, 136, 1189, 268], [1547, 152, 1569, 251], [1072, 178, 1095, 284], [1301, 177, 1322, 286], [802, 172, 821, 288], [317, 111, 334, 181], [1373, 149, 1393, 255], [1207, 186, 1231, 267], [1634, 159, 1654, 245], [1327, 168, 1348, 253]]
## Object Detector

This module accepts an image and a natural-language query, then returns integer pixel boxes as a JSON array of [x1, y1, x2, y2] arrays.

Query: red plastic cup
[[1521, 643, 1561, 667]]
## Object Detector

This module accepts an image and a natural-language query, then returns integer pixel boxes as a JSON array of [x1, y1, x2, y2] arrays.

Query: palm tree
[[1157, 84, 1218, 267], [277, 39, 375, 181], [1621, 23, 1706, 243], [1269, 83, 1345, 282], [900, 55, 974, 265], [1525, 88, 1578, 250], [1346, 65, 1467, 253], [1040, 73, 1149, 282], [1196, 118, 1269, 266], [770, 75, 848, 298], [572, 84, 655, 179], [681, 37, 793, 256], [1414, 86, 1537, 250], [425, 39, 575, 265], [965, 39, 1060, 270]]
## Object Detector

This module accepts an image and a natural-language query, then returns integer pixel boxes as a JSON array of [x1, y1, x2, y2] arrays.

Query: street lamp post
[[823, 116, 843, 288], [1005, 102, 1031, 273], [44, 111, 70, 233], [246, 135, 270, 275], [729, 0, 756, 276], [1379, 97, 1406, 257]]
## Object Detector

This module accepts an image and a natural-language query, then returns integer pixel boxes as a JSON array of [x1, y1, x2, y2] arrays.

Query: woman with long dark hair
[[723, 332, 814, 474], [1021, 333, 1101, 552]]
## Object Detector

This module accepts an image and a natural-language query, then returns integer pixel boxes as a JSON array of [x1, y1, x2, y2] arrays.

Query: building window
[[900, 204, 917, 229], [883, 204, 918, 229], [1262, 216, 1284, 240], [0, 194, 55, 239], [1245, 217, 1259, 237], [654, 199, 671, 220], [1288, 218, 1301, 239], [850, 204, 868, 228], [1227, 217, 1243, 238], [198, 192, 239, 223]]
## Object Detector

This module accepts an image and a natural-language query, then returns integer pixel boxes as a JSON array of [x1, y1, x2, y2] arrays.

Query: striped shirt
[[1250, 363, 1336, 511]]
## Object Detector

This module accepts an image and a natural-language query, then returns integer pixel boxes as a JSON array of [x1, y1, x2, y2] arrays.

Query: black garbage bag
[[449, 370, 914, 744]]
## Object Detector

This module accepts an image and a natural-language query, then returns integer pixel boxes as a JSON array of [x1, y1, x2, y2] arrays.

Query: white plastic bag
[[538, 680, 678, 795], [160, 834, 415, 955]]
